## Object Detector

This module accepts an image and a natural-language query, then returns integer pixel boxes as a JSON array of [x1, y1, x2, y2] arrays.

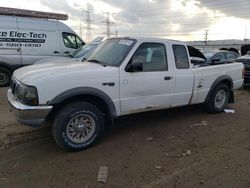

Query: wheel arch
[[0, 62, 12, 71], [48, 87, 117, 127], [205, 75, 234, 104]]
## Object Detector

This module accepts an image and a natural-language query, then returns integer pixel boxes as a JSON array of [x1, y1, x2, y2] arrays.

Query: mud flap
[[228, 91, 234, 104]]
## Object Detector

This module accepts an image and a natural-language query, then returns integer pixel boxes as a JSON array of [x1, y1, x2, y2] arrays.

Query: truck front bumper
[[7, 89, 53, 127]]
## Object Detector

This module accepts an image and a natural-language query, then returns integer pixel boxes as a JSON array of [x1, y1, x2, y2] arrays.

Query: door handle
[[53, 51, 60, 54], [164, 76, 173, 80], [64, 51, 70, 54]]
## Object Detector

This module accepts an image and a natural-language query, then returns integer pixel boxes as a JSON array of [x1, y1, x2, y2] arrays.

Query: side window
[[62, 32, 78, 49], [213, 52, 226, 61], [131, 43, 168, 72], [172, 45, 190, 69]]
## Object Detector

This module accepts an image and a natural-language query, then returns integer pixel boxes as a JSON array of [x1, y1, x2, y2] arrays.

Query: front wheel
[[204, 83, 229, 113], [52, 102, 105, 151]]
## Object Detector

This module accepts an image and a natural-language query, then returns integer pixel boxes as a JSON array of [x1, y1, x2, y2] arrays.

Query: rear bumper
[[7, 89, 52, 127]]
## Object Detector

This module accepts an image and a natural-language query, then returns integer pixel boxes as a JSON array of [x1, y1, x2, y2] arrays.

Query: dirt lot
[[0, 87, 250, 188]]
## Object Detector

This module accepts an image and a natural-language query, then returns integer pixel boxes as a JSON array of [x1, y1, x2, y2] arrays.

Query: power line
[[113, 0, 250, 15]]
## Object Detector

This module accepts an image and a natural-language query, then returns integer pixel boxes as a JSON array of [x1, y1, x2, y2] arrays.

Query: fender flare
[[0, 62, 11, 70], [49, 87, 117, 117], [205, 75, 233, 103]]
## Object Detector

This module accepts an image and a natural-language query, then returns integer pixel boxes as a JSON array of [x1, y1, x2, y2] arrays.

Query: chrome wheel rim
[[0, 73, 7, 83], [215, 89, 227, 109], [66, 114, 96, 144]]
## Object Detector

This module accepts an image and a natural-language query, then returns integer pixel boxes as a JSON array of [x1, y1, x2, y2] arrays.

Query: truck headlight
[[16, 83, 38, 106]]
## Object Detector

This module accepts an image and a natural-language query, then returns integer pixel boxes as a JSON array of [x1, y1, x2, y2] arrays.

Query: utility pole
[[81, 9, 93, 42], [79, 21, 83, 38], [204, 30, 208, 46], [106, 12, 111, 38], [103, 12, 115, 38]]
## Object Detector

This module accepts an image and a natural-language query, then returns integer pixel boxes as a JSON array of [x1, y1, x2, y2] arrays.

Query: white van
[[0, 7, 85, 86]]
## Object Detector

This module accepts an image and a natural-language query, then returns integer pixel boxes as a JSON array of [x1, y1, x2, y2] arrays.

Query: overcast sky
[[1, 0, 250, 42]]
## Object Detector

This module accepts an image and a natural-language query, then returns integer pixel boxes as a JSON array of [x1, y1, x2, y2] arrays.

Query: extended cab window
[[62, 32, 83, 49], [173, 45, 190, 69], [131, 43, 168, 72]]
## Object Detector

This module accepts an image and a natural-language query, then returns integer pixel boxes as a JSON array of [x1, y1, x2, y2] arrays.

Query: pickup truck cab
[[7, 37, 244, 151]]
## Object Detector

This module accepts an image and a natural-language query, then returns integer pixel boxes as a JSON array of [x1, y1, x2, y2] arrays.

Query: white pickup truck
[[7, 37, 244, 151]]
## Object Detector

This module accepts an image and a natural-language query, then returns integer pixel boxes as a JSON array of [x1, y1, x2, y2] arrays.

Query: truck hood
[[34, 56, 74, 64], [13, 60, 117, 84]]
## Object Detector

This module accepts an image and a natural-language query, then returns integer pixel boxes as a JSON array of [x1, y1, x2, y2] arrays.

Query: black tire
[[52, 101, 105, 151], [0, 67, 11, 87], [204, 83, 229, 113]]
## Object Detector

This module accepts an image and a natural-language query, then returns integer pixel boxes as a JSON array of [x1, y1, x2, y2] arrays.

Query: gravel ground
[[0, 86, 250, 188]]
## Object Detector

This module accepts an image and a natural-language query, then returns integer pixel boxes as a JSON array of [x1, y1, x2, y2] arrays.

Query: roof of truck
[[116, 36, 186, 44]]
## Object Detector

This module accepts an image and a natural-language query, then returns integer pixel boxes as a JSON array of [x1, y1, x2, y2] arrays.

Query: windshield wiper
[[87, 59, 107, 67]]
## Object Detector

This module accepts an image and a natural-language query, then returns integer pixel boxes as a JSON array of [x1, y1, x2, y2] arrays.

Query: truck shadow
[[108, 104, 205, 137]]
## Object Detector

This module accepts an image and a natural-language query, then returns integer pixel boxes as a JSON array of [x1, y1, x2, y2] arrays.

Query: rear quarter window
[[172, 45, 190, 69]]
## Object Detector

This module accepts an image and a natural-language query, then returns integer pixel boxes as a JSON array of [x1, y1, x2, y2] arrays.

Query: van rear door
[[17, 18, 61, 65], [0, 16, 22, 70]]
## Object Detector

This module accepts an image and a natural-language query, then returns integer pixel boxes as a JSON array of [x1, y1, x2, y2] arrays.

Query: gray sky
[[1, 0, 250, 42]]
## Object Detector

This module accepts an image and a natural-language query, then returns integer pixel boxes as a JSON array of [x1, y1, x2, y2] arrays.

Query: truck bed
[[190, 62, 244, 104]]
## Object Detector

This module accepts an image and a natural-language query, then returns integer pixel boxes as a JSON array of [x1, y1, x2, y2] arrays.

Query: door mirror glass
[[126, 62, 143, 72]]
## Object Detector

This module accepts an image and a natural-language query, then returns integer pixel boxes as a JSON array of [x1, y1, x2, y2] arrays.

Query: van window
[[173, 45, 190, 69], [62, 32, 83, 49], [76, 37, 83, 48]]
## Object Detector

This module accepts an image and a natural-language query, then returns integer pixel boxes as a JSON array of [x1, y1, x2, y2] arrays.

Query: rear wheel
[[52, 101, 105, 151], [0, 67, 11, 87], [204, 83, 229, 113]]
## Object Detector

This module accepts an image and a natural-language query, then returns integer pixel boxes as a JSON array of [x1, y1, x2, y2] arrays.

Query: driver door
[[119, 43, 175, 115]]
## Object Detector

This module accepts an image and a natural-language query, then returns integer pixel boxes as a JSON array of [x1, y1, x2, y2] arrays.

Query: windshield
[[71, 43, 97, 58], [87, 38, 136, 67], [202, 52, 216, 61]]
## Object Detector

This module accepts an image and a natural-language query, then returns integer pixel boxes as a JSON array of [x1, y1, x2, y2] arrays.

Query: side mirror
[[212, 58, 220, 64], [82, 57, 87, 62], [126, 62, 143, 72]]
